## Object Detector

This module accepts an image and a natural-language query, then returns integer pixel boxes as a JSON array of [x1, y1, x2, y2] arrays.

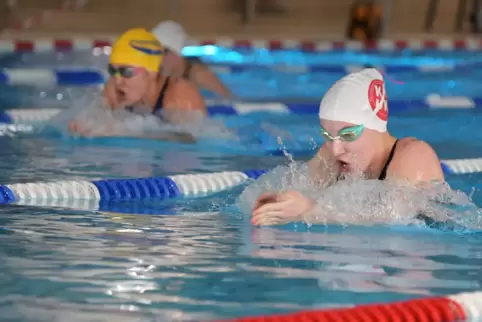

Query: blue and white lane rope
[[0, 68, 106, 86], [0, 159, 481, 207], [0, 94, 478, 126], [0, 170, 267, 205], [0, 63, 479, 86], [0, 108, 65, 124]]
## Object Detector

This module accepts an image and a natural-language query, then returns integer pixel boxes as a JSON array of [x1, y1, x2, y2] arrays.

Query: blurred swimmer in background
[[151, 20, 233, 99], [66, 27, 300, 146], [69, 28, 206, 139]]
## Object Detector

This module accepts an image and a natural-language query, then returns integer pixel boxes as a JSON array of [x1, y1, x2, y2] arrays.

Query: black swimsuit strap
[[153, 77, 170, 114], [378, 139, 399, 181]]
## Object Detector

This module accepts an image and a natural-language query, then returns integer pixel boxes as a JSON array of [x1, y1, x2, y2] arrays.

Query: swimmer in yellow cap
[[70, 27, 205, 132], [105, 28, 206, 119]]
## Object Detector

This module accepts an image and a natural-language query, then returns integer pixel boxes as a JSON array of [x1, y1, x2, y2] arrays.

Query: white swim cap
[[151, 20, 187, 54], [318, 68, 388, 132]]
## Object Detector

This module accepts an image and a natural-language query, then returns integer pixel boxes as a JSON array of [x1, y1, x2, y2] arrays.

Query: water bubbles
[[237, 160, 482, 231]]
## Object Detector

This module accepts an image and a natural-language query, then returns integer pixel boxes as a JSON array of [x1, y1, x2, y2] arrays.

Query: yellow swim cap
[[109, 28, 164, 73]]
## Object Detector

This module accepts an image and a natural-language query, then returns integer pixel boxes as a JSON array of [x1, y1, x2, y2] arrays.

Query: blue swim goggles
[[320, 124, 365, 142]]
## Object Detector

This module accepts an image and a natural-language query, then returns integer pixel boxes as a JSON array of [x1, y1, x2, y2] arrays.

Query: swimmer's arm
[[300, 196, 402, 226], [188, 62, 234, 99]]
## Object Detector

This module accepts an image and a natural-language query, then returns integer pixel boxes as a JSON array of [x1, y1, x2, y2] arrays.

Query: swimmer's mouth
[[338, 160, 349, 171]]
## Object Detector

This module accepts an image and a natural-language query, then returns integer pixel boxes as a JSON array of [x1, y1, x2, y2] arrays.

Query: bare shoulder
[[390, 137, 444, 183], [396, 138, 439, 162], [165, 78, 206, 112], [169, 78, 200, 95]]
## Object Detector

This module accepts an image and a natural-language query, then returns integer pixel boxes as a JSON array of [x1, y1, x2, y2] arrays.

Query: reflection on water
[[1, 204, 482, 321], [0, 136, 286, 184]]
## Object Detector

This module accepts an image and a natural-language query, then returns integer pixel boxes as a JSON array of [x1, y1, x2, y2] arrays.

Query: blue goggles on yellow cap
[[320, 124, 365, 142]]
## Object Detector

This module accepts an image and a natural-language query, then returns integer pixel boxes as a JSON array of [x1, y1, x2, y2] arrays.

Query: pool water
[[2, 48, 482, 104], [1, 48, 482, 321]]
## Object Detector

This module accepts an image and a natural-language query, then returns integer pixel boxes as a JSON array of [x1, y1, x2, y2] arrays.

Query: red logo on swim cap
[[368, 79, 388, 121]]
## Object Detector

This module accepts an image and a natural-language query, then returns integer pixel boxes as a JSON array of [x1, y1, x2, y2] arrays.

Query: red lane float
[[217, 291, 482, 322]]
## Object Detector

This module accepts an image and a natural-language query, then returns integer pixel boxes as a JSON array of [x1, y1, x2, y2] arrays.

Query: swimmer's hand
[[68, 120, 92, 136], [251, 190, 315, 226]]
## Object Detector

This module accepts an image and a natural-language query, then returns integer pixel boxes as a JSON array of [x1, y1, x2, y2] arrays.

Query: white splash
[[42, 93, 238, 142], [237, 160, 482, 231]]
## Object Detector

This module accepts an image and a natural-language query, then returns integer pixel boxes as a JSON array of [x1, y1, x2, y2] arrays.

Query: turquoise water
[[2, 48, 482, 103], [1, 48, 482, 321]]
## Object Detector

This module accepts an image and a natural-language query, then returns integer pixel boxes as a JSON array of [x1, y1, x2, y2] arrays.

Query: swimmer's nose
[[113, 75, 124, 86], [329, 140, 345, 157]]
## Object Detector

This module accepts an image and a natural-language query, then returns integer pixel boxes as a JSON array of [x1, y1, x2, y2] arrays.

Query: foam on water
[[34, 92, 320, 154], [237, 158, 482, 232], [40, 93, 238, 143]]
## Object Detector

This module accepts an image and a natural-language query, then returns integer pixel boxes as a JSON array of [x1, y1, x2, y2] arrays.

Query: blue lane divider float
[[0, 170, 268, 205], [0, 68, 106, 86], [1, 62, 481, 87], [0, 94, 479, 125], [0, 160, 481, 207]]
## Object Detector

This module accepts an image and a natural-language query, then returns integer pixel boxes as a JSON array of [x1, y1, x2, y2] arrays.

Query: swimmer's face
[[320, 119, 376, 175], [109, 64, 156, 105]]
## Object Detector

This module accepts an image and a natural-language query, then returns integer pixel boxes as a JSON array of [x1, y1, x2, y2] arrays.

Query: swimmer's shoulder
[[393, 137, 439, 162], [165, 78, 206, 113], [388, 137, 444, 182]]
